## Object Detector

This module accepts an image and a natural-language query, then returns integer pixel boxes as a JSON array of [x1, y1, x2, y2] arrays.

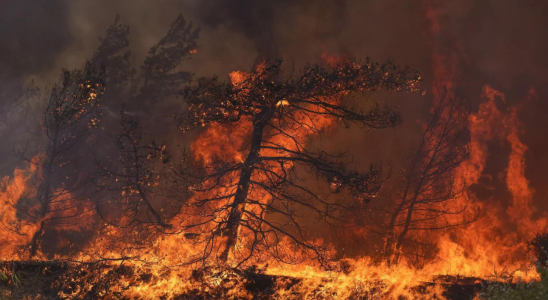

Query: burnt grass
[[0, 261, 488, 299]]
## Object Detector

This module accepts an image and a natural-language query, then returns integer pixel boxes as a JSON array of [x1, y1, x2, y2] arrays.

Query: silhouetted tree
[[372, 94, 479, 266], [94, 112, 182, 229], [177, 59, 422, 267], [91, 14, 198, 233], [91, 14, 135, 94], [7, 12, 198, 258], [90, 13, 198, 115], [137, 14, 199, 106], [19, 62, 105, 257]]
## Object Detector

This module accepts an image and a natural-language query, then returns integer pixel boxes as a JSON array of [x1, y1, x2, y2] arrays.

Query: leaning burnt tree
[[374, 95, 479, 267], [177, 59, 422, 267], [21, 62, 105, 257]]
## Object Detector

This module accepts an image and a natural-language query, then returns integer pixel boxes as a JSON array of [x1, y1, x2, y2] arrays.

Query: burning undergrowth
[[0, 259, 487, 300]]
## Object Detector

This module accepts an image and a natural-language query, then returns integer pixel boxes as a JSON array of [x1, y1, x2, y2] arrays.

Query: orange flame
[[0, 155, 42, 258]]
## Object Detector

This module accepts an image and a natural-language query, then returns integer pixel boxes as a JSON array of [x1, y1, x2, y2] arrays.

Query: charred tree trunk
[[384, 144, 423, 266], [136, 186, 171, 228], [389, 153, 433, 265], [387, 120, 445, 266], [219, 108, 272, 262], [132, 142, 171, 229], [384, 187, 409, 266], [392, 194, 419, 265]]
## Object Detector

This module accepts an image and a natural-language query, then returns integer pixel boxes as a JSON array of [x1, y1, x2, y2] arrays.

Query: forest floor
[[0, 261, 488, 299]]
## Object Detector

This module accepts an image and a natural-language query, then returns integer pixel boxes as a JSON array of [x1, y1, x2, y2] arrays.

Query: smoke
[[0, 0, 72, 82], [1, 0, 548, 258], [195, 0, 347, 59]]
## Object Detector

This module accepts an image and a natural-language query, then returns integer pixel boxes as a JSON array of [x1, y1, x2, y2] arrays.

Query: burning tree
[[372, 94, 479, 266], [94, 112, 182, 230], [177, 59, 422, 267], [16, 62, 105, 257]]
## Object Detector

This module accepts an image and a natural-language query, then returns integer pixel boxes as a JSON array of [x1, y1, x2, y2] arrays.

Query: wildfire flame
[[0, 7, 545, 299]]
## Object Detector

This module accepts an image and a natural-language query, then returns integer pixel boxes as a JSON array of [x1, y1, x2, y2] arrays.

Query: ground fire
[[1, 1, 548, 299]]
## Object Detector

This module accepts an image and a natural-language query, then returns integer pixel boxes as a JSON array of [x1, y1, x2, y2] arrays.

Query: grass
[[478, 264, 548, 300]]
